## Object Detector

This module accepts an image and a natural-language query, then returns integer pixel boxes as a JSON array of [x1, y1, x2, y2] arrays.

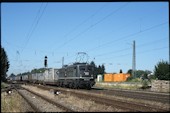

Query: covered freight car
[[37, 73, 44, 84], [31, 73, 38, 83], [43, 68, 59, 85], [22, 74, 28, 82]]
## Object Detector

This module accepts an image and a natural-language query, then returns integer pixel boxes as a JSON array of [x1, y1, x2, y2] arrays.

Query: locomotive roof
[[62, 62, 90, 68], [73, 62, 89, 65]]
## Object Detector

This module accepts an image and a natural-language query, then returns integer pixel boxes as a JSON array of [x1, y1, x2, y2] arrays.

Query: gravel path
[[18, 89, 64, 112]]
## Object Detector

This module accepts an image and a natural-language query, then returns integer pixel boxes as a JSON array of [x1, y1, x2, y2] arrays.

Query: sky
[[1, 2, 169, 76]]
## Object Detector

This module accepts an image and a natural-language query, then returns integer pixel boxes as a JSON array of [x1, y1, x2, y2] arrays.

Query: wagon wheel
[[59, 82, 63, 87], [73, 82, 77, 89], [43, 82, 46, 86], [69, 83, 72, 88]]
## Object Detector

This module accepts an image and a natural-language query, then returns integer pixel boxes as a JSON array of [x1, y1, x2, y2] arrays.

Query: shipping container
[[104, 73, 131, 82], [22, 74, 28, 81], [54, 69, 59, 81], [16, 75, 22, 81], [28, 74, 32, 82], [104, 73, 113, 82], [37, 73, 44, 82], [9, 76, 16, 81], [123, 74, 130, 81], [44, 68, 55, 82], [113, 73, 124, 82], [32, 73, 38, 83]]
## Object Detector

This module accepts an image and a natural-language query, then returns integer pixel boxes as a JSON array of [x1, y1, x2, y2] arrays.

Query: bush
[[141, 79, 149, 88], [154, 60, 170, 80], [127, 76, 141, 82], [126, 76, 133, 81]]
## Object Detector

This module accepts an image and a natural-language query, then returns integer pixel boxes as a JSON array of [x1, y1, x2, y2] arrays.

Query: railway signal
[[44, 56, 47, 68]]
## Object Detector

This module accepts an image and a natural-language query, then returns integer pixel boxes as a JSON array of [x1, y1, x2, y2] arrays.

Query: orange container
[[113, 73, 123, 82], [123, 74, 130, 81], [104, 73, 113, 82], [104, 73, 131, 82]]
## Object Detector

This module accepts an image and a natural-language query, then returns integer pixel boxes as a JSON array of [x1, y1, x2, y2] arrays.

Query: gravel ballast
[[22, 85, 125, 112], [18, 89, 64, 112]]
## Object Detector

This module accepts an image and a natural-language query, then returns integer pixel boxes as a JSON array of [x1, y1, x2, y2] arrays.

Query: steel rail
[[13, 86, 41, 112], [34, 84, 168, 112], [21, 86, 75, 112]]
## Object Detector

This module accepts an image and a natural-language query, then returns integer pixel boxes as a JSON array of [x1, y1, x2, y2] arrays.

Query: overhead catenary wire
[[64, 21, 168, 61], [15, 3, 48, 73], [53, 2, 129, 51], [99, 46, 168, 62], [85, 21, 168, 53], [60, 36, 168, 65], [20, 3, 43, 54], [15, 4, 146, 54], [50, 3, 109, 49], [39, 11, 161, 62], [51, 3, 129, 62], [92, 37, 167, 58], [2, 2, 150, 57], [4, 21, 167, 71], [3, 40, 68, 55], [21, 3, 48, 54], [6, 3, 168, 75], [2, 4, 146, 58]]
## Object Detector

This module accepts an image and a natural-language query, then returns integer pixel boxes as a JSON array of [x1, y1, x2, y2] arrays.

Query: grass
[[1, 82, 9, 89], [95, 82, 142, 90], [1, 91, 23, 112]]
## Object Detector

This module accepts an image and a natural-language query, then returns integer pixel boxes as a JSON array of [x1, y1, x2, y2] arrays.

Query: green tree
[[1, 47, 10, 82], [31, 68, 46, 74], [10, 73, 15, 77], [154, 60, 170, 80], [135, 70, 146, 78], [126, 76, 133, 81], [90, 61, 106, 78], [97, 65, 105, 75], [101, 64, 105, 74], [127, 69, 132, 76], [145, 70, 152, 75], [98, 65, 102, 74], [90, 61, 97, 78]]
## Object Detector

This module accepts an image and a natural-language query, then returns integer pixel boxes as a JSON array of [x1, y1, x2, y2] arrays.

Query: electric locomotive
[[57, 62, 95, 89]]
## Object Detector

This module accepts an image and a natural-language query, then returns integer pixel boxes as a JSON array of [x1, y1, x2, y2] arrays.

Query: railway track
[[14, 89, 39, 112], [15, 81, 169, 103], [89, 87, 170, 104], [12, 84, 75, 112], [33, 84, 168, 112]]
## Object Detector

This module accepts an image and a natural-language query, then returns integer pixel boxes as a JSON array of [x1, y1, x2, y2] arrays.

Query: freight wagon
[[14, 62, 96, 89], [22, 74, 28, 82]]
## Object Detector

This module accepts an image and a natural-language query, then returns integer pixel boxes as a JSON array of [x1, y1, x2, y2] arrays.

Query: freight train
[[11, 62, 95, 89]]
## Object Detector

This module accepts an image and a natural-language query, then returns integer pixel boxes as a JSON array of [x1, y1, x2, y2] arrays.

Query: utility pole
[[132, 40, 136, 78]]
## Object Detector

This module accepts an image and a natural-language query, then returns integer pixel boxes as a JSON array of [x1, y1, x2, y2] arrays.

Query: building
[[97, 74, 103, 82]]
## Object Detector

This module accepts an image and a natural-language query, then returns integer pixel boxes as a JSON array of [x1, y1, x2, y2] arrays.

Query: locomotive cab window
[[80, 67, 85, 71], [79, 65, 92, 77]]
